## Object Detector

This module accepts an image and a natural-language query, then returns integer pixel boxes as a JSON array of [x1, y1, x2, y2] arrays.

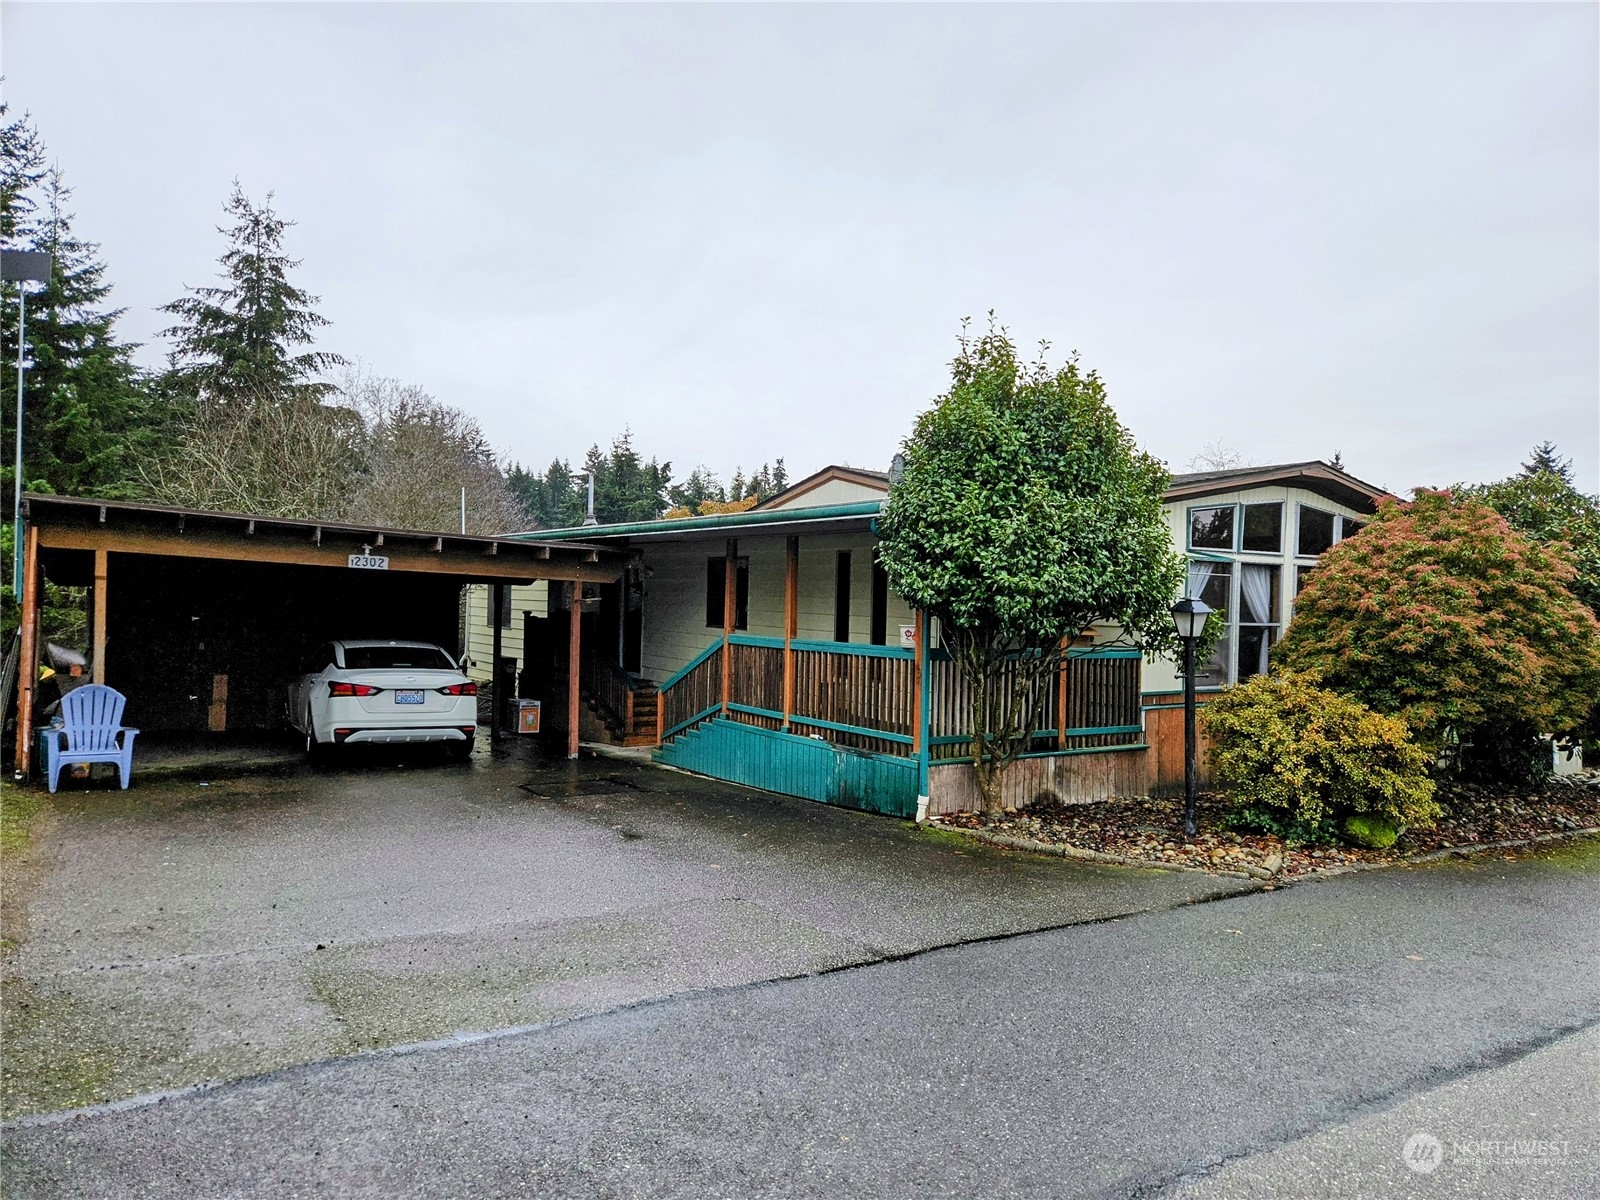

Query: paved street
[[3, 807, 1595, 1198], [0, 745, 1243, 1121]]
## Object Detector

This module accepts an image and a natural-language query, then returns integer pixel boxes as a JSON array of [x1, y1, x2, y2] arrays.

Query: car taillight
[[329, 682, 382, 697], [437, 682, 478, 696]]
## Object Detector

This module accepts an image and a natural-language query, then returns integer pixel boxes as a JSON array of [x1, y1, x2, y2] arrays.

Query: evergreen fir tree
[[7, 167, 158, 497], [0, 102, 45, 243], [1521, 441, 1574, 483], [160, 182, 344, 402], [666, 466, 725, 514]]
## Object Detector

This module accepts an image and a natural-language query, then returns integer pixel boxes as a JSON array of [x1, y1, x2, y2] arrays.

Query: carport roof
[[22, 494, 623, 583]]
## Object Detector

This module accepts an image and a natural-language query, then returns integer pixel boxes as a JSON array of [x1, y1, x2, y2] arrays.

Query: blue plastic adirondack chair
[[43, 684, 139, 793]]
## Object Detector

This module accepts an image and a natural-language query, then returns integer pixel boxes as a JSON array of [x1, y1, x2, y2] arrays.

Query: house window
[[496, 584, 513, 629], [1340, 515, 1365, 540], [1189, 506, 1234, 550], [834, 552, 852, 642], [705, 556, 749, 630], [1297, 505, 1337, 556], [1236, 563, 1280, 681], [1295, 564, 1314, 595], [1186, 560, 1232, 687], [1241, 503, 1282, 553], [869, 557, 889, 646]]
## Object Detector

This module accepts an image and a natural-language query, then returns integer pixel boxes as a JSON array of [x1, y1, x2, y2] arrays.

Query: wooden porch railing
[[659, 642, 724, 740], [927, 647, 1143, 761], [656, 634, 1143, 761]]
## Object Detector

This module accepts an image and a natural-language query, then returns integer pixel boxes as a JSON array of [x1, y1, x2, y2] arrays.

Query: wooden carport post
[[91, 549, 109, 684], [13, 525, 40, 775], [567, 580, 582, 760], [490, 583, 504, 739], [720, 538, 736, 715], [781, 536, 797, 730]]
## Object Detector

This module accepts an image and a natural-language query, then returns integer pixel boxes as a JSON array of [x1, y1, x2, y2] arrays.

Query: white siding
[[463, 581, 550, 682], [639, 530, 914, 683], [761, 478, 886, 511]]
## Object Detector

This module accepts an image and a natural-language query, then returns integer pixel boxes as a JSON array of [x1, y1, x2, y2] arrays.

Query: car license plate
[[395, 690, 425, 705]]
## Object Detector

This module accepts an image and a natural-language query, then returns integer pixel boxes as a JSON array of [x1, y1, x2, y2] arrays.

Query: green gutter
[[512, 500, 885, 543]]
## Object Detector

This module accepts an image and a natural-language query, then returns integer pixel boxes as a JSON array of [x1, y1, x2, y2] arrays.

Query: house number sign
[[348, 553, 389, 570]]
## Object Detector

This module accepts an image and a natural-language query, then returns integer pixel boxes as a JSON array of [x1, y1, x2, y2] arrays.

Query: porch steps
[[583, 681, 659, 748]]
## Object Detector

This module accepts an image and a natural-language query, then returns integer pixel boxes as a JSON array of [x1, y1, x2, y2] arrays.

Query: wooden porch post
[[1057, 635, 1070, 749], [781, 536, 797, 730], [91, 549, 109, 684], [720, 538, 736, 715], [14, 525, 40, 775], [567, 581, 582, 759]]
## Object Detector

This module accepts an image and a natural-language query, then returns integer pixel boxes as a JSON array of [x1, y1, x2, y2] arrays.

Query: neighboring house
[[477, 460, 1388, 815]]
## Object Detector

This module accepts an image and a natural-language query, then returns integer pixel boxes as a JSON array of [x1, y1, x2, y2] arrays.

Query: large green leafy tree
[[159, 182, 344, 402], [1463, 444, 1600, 769], [877, 319, 1184, 813], [1275, 490, 1600, 765]]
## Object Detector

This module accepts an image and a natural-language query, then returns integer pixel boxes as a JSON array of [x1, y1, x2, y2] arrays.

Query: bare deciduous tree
[[1185, 439, 1253, 473], [337, 371, 529, 534], [139, 390, 363, 518]]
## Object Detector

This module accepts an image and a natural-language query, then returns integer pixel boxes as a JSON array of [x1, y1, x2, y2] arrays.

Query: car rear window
[[342, 646, 455, 671]]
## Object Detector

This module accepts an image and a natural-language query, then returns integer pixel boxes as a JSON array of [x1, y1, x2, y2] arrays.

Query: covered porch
[[525, 503, 1149, 819]]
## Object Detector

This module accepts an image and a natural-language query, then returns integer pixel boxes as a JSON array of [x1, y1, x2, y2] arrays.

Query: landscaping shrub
[[1201, 671, 1440, 844], [1275, 491, 1600, 754]]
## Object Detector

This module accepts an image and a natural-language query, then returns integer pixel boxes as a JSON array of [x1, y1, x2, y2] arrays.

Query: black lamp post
[[1170, 595, 1213, 838], [4, 249, 53, 597]]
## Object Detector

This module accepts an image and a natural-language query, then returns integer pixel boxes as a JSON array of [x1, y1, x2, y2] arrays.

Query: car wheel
[[304, 709, 326, 761], [447, 737, 474, 763]]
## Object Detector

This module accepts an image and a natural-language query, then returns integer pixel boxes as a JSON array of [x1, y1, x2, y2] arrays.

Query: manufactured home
[[478, 461, 1388, 816]]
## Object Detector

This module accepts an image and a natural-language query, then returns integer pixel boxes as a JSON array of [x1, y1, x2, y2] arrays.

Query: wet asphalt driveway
[[0, 742, 1248, 1122]]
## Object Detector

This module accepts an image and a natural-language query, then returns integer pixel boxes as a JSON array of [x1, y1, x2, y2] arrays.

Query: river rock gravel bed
[[933, 772, 1600, 879]]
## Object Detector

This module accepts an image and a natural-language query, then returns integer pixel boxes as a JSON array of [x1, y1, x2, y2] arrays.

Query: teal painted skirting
[[654, 717, 919, 818]]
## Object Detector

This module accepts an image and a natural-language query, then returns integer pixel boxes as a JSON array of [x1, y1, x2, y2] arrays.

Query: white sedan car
[[288, 640, 479, 759]]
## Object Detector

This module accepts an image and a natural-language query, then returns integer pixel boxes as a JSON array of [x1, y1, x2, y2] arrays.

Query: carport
[[11, 495, 623, 775]]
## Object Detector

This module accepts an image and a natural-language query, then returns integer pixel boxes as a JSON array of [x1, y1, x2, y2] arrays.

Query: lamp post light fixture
[[1169, 595, 1213, 839], [4, 249, 54, 598]]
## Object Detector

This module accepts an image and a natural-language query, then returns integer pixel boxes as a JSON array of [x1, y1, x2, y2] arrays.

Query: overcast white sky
[[4, 3, 1596, 494]]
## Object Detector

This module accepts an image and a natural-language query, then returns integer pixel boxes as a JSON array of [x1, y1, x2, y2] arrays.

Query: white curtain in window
[[1186, 560, 1215, 598], [1240, 564, 1273, 626]]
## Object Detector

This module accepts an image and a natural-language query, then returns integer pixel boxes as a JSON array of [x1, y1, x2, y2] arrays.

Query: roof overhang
[[1163, 462, 1391, 514], [22, 495, 623, 584], [513, 500, 885, 545]]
